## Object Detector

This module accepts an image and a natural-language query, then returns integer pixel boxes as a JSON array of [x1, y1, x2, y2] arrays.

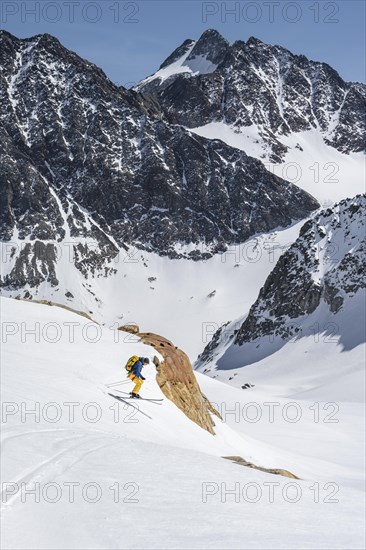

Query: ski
[[110, 388, 164, 403], [122, 397, 163, 405], [107, 393, 153, 419]]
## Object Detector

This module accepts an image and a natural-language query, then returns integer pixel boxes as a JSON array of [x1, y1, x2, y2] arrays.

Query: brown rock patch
[[139, 332, 220, 434], [223, 456, 300, 479]]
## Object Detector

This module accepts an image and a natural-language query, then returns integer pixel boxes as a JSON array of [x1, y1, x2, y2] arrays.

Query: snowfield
[[1, 297, 365, 549], [190, 124, 366, 205], [1, 26, 365, 550], [0, 221, 307, 361], [136, 45, 218, 88]]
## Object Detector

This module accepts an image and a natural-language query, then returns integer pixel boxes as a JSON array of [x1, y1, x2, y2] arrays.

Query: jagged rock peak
[[136, 30, 365, 156], [159, 38, 195, 69], [186, 29, 230, 66]]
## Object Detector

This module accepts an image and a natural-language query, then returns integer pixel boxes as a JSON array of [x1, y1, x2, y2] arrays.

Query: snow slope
[[137, 42, 218, 88], [1, 221, 306, 360], [195, 195, 366, 397], [1, 297, 365, 549], [196, 294, 365, 398], [190, 124, 365, 204]]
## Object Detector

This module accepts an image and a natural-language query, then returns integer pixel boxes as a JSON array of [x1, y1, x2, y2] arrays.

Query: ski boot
[[130, 392, 141, 399]]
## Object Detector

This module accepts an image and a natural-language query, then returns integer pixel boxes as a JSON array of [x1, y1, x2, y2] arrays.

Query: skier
[[128, 357, 150, 398]]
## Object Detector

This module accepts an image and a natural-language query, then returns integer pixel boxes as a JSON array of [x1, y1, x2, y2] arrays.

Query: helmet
[[143, 357, 150, 364]]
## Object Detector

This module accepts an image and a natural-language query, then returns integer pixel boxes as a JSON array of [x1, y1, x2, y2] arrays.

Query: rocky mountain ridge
[[136, 29, 366, 162], [196, 194, 366, 370], [0, 29, 318, 294]]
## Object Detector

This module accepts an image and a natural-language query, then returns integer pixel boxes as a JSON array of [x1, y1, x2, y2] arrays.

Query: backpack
[[125, 355, 139, 373]]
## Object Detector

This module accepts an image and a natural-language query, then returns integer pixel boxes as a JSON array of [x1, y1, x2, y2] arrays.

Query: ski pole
[[105, 380, 130, 388]]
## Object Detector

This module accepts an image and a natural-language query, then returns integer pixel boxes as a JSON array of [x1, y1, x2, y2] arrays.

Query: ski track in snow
[[1, 435, 118, 509]]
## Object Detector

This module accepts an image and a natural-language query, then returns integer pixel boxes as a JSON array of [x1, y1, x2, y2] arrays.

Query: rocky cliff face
[[196, 195, 366, 370], [235, 194, 366, 344], [0, 29, 318, 298], [136, 29, 366, 162], [139, 332, 220, 434]]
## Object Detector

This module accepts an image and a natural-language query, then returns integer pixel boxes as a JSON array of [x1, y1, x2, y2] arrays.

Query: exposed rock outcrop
[[19, 298, 95, 322], [223, 456, 300, 479], [118, 323, 140, 334], [138, 332, 300, 476], [139, 331, 220, 434]]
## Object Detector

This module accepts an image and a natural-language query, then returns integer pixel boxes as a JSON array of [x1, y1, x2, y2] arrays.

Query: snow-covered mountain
[[195, 195, 366, 389], [0, 29, 317, 270], [1, 27, 365, 550], [136, 29, 365, 159], [0, 29, 364, 360], [136, 30, 365, 203]]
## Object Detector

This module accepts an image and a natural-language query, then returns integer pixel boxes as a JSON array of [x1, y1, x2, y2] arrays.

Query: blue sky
[[1, 0, 365, 86]]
